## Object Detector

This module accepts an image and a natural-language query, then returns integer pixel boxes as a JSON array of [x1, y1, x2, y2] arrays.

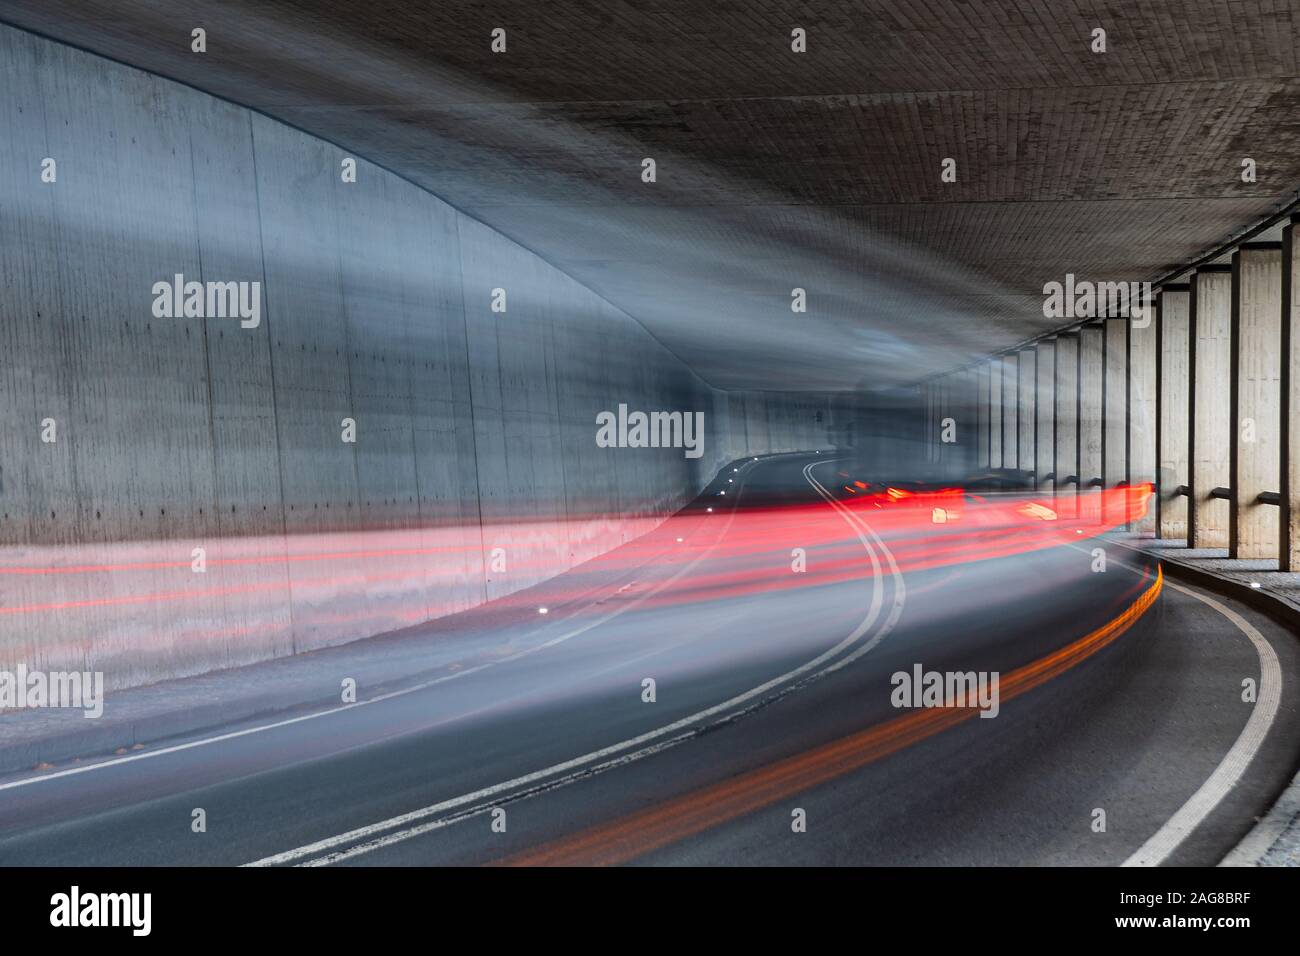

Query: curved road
[[1, 453, 1297, 866]]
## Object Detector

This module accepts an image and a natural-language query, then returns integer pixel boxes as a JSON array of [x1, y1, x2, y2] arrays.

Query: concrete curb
[[1123, 547, 1300, 634], [1113, 539, 1300, 867]]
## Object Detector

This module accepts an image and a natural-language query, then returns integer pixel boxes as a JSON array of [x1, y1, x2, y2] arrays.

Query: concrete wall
[[0, 26, 839, 688]]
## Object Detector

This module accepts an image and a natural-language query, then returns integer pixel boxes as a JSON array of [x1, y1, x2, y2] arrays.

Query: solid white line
[[296, 733, 698, 867], [1121, 578, 1283, 867], [801, 462, 907, 674], [0, 460, 761, 794], [248, 457, 903, 866]]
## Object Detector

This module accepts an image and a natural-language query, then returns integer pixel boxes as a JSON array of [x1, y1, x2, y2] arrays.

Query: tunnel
[[0, 0, 1298, 934]]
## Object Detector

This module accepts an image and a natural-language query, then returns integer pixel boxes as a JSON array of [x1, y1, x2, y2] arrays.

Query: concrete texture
[[1287, 220, 1300, 570], [6, 2, 1300, 391], [1001, 354, 1018, 469], [1017, 348, 1035, 477], [1129, 302, 1157, 534], [923, 381, 938, 465], [959, 366, 979, 475], [1190, 268, 1233, 548], [0, 25, 841, 690], [929, 376, 948, 470], [1034, 341, 1054, 490], [976, 363, 991, 468], [1230, 245, 1283, 560], [1079, 325, 1104, 516], [1157, 287, 1191, 539], [926, 367, 981, 481], [1103, 318, 1128, 524], [988, 359, 1003, 468], [1053, 334, 1078, 502]]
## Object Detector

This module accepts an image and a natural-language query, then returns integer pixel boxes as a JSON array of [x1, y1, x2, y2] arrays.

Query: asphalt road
[[1, 453, 1297, 866]]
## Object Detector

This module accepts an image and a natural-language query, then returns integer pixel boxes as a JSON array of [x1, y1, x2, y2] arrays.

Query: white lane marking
[[0, 461, 764, 794], [296, 733, 697, 866], [801, 462, 907, 674], [1121, 578, 1283, 867], [248, 458, 903, 866]]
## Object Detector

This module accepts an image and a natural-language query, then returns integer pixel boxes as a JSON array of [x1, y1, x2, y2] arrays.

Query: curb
[[1113, 539, 1300, 867]]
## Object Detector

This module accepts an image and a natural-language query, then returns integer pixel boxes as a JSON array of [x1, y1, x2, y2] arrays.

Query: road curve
[[1, 453, 1297, 867]]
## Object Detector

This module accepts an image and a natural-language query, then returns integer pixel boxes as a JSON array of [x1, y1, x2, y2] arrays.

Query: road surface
[[1, 453, 1297, 867]]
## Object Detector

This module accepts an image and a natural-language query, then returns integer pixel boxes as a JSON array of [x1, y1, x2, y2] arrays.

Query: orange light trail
[[498, 564, 1163, 867]]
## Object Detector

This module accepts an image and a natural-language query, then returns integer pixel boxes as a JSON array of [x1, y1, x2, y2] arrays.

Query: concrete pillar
[[1018, 348, 1036, 478], [1156, 285, 1191, 539], [965, 366, 981, 474], [1189, 266, 1233, 549], [976, 363, 991, 468], [1284, 218, 1300, 570], [1103, 318, 1128, 526], [1054, 334, 1079, 504], [1079, 324, 1105, 521], [951, 374, 963, 473], [1128, 292, 1158, 534], [924, 382, 937, 463], [989, 358, 1003, 468], [1001, 354, 1018, 469], [1229, 243, 1282, 560], [938, 377, 950, 468], [946, 369, 967, 476], [1035, 340, 1055, 490], [940, 378, 950, 467]]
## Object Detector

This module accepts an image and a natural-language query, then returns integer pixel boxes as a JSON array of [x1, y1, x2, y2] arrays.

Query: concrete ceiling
[[4, 0, 1300, 391]]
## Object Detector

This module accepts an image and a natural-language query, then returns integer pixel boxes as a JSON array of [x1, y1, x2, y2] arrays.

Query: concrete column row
[[931, 217, 1292, 565], [950, 214, 1299, 566]]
